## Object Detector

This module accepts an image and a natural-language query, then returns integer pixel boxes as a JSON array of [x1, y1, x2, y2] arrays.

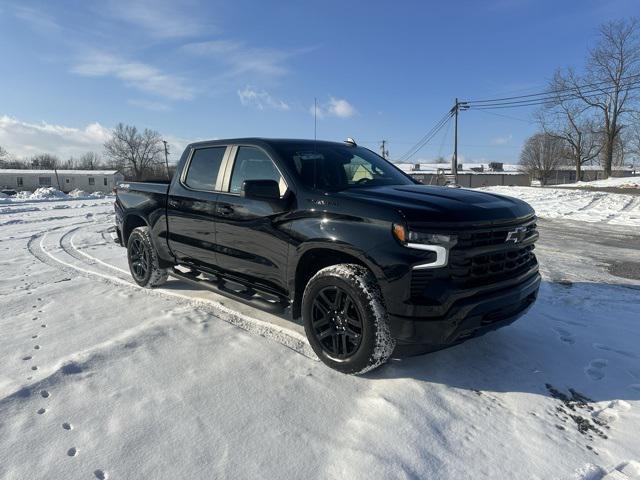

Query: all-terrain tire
[[127, 226, 168, 288], [302, 264, 395, 374]]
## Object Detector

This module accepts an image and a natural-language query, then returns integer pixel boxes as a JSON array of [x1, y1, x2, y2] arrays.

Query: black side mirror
[[242, 179, 281, 200]]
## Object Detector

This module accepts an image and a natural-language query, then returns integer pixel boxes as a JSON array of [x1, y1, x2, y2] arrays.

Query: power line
[[396, 110, 454, 161], [469, 108, 535, 124], [466, 73, 640, 104]]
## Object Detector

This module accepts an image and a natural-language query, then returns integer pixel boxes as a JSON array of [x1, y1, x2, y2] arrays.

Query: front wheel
[[302, 264, 395, 374], [127, 226, 168, 288]]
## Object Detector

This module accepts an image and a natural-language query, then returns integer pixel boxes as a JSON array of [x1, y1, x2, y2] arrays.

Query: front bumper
[[387, 269, 541, 351]]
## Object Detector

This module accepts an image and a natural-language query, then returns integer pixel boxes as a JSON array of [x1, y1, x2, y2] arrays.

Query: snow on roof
[[0, 169, 121, 175], [393, 162, 636, 173], [395, 162, 524, 175]]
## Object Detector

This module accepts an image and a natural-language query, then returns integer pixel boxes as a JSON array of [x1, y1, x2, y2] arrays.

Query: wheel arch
[[291, 246, 381, 319], [122, 214, 149, 246]]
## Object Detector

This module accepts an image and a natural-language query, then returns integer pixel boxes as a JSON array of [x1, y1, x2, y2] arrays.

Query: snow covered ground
[[556, 177, 640, 190], [480, 186, 640, 227], [1, 192, 639, 479]]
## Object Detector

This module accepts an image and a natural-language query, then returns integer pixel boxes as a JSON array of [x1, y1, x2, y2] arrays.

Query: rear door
[[166, 145, 230, 270], [214, 145, 291, 293]]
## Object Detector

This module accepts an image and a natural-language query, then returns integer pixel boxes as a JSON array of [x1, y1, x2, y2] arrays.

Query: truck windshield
[[274, 143, 415, 191]]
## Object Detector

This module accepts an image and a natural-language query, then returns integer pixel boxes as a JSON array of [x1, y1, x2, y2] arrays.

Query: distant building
[[393, 162, 638, 187], [0, 169, 124, 193], [542, 165, 637, 185], [395, 162, 531, 187]]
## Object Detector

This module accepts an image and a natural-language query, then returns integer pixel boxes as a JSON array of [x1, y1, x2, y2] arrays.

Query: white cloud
[[182, 40, 290, 78], [72, 52, 195, 101], [237, 87, 289, 111], [12, 5, 61, 33], [0, 115, 111, 159], [491, 134, 513, 145], [103, 0, 212, 39], [310, 97, 357, 119]]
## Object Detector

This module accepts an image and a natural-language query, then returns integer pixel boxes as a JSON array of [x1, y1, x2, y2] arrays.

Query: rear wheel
[[302, 264, 395, 374], [127, 226, 168, 288]]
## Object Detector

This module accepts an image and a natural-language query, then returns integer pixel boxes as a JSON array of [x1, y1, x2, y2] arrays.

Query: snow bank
[[68, 189, 88, 197], [25, 187, 69, 200], [557, 176, 640, 189], [480, 186, 640, 226]]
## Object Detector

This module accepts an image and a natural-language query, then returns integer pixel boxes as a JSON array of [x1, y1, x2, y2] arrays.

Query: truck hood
[[338, 185, 535, 226]]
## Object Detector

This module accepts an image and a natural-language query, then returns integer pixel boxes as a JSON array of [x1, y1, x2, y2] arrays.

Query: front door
[[166, 145, 228, 270], [214, 145, 291, 293]]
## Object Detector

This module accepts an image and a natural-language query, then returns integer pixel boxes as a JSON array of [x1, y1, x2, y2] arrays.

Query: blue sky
[[0, 0, 637, 163]]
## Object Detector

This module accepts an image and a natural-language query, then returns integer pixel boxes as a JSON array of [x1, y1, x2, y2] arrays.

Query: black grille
[[409, 219, 538, 300], [449, 244, 537, 287], [455, 221, 537, 249]]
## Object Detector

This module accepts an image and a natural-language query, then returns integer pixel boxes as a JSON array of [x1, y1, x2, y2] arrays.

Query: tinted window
[[229, 146, 285, 195], [185, 147, 226, 191], [272, 143, 414, 191]]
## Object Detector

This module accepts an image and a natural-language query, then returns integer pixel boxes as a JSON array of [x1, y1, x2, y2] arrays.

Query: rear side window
[[184, 147, 226, 191], [229, 146, 286, 195]]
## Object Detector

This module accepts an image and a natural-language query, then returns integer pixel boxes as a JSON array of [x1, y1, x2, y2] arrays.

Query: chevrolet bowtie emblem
[[505, 226, 527, 243]]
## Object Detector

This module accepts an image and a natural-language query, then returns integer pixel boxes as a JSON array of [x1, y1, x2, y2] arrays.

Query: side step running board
[[169, 268, 290, 314]]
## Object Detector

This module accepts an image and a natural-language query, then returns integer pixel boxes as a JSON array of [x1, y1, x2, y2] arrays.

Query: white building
[[0, 169, 125, 193]]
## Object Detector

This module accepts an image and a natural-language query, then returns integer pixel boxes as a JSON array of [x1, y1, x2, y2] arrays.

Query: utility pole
[[380, 140, 389, 159], [162, 140, 170, 180], [452, 98, 468, 185]]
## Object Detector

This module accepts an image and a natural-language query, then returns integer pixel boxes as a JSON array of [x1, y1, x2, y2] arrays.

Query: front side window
[[229, 146, 286, 196], [184, 147, 226, 191], [39, 177, 51, 186], [88, 177, 95, 185]]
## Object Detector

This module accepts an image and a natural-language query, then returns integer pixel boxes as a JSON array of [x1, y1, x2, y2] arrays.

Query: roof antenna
[[314, 97, 317, 141]]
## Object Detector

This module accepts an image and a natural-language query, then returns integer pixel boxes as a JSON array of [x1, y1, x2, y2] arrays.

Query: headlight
[[392, 224, 457, 269]]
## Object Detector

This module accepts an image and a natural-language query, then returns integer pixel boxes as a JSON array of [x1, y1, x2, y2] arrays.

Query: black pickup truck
[[114, 138, 540, 374]]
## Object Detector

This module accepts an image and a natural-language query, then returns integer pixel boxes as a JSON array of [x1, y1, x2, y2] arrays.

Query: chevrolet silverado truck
[[114, 138, 540, 374]]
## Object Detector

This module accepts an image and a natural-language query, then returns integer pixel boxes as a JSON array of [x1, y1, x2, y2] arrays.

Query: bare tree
[[567, 18, 640, 178], [104, 123, 164, 180], [520, 133, 567, 185], [627, 113, 640, 167], [537, 70, 602, 181], [0, 146, 8, 168], [30, 153, 60, 170], [78, 151, 102, 170]]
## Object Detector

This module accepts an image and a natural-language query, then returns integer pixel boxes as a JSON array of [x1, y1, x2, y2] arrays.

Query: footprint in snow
[[67, 447, 78, 457], [37, 408, 46, 415], [62, 422, 72, 430], [31, 366, 38, 371], [31, 335, 38, 339], [553, 327, 575, 344], [41, 390, 50, 398], [33, 345, 40, 350], [585, 359, 608, 381], [22, 356, 32, 361], [41, 324, 46, 328], [94, 469, 108, 479]]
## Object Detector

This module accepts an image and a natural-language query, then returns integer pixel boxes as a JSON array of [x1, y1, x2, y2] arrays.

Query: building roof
[[394, 162, 636, 174], [0, 169, 121, 175]]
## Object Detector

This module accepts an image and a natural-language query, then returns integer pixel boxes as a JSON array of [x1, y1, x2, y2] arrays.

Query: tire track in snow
[[27, 222, 316, 360]]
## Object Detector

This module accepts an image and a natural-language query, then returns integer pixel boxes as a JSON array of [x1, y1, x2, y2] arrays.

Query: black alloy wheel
[[128, 236, 150, 282], [310, 285, 363, 359]]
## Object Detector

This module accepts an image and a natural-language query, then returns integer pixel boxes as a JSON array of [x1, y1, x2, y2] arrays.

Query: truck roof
[[186, 138, 352, 149]]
